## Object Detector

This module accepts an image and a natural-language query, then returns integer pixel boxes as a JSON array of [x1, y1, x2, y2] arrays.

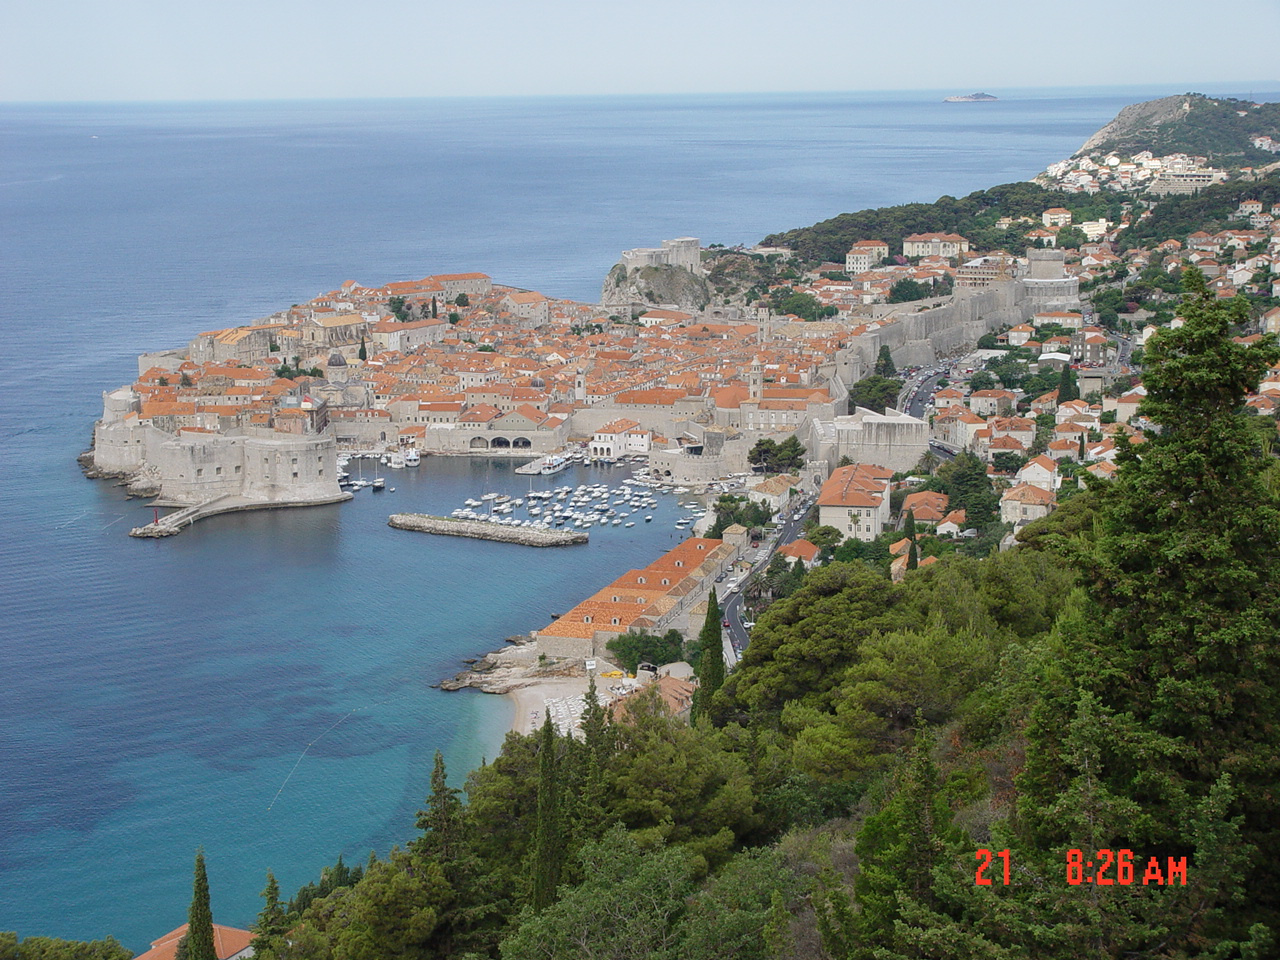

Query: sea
[[2, 83, 1275, 949]]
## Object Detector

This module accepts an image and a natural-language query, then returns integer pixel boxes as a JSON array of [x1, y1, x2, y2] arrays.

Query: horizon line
[[3, 80, 1279, 108]]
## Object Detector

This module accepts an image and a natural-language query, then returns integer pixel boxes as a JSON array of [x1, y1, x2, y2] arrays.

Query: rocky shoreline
[[437, 634, 591, 693]]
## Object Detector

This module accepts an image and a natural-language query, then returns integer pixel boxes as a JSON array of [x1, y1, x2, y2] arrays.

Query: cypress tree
[[907, 538, 918, 571], [416, 750, 464, 862], [358, 336, 367, 361], [431, 296, 438, 319], [532, 713, 563, 911], [250, 871, 288, 960], [874, 344, 897, 378], [693, 589, 724, 718], [903, 508, 916, 541], [185, 849, 216, 960], [1056, 363, 1078, 402]]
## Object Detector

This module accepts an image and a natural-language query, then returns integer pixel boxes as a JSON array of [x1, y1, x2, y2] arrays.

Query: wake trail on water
[[266, 691, 411, 811]]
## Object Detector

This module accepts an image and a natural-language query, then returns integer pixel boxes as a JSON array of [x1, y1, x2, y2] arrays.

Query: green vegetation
[[242, 269, 1280, 953], [605, 628, 686, 673], [691, 590, 724, 720], [388, 296, 410, 321], [0, 935, 131, 960], [454, 293, 470, 307], [771, 288, 838, 321], [873, 345, 896, 378], [747, 435, 805, 474], [1119, 173, 1280, 251], [761, 181, 1109, 263], [1083, 94, 1280, 162], [847, 374, 902, 413], [182, 850, 216, 960], [274, 357, 324, 379], [887, 278, 930, 303], [706, 494, 773, 539]]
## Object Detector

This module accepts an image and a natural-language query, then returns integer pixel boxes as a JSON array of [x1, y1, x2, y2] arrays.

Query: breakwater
[[129, 492, 354, 538], [388, 513, 589, 546]]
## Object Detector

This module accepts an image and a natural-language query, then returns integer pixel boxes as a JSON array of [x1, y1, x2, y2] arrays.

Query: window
[[234, 465, 241, 475], [196, 468, 203, 477], [583, 615, 592, 623], [215, 466, 222, 476]]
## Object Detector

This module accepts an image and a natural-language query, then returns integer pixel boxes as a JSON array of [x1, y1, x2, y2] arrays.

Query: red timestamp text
[[1066, 848, 1187, 886], [974, 848, 1011, 886]]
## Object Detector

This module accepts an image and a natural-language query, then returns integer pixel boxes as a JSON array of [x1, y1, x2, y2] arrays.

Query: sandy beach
[[506, 678, 597, 735]]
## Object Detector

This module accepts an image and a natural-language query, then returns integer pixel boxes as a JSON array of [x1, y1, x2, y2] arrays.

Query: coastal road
[[718, 494, 813, 667]]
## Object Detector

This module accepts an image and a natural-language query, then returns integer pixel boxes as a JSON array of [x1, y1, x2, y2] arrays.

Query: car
[[743, 621, 756, 629], [722, 619, 730, 628], [750, 540, 760, 548], [715, 573, 725, 582]]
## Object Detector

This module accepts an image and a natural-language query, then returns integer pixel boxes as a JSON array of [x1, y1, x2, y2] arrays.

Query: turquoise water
[[2, 86, 1275, 948]]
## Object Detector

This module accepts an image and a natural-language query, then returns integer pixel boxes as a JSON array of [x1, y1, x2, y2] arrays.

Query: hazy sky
[[3, 0, 1278, 102]]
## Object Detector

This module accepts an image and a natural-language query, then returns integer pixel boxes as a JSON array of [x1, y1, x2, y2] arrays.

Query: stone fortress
[[618, 237, 702, 274]]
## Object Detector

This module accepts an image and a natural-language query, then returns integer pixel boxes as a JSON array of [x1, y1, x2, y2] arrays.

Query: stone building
[[809, 407, 929, 475], [619, 237, 702, 274]]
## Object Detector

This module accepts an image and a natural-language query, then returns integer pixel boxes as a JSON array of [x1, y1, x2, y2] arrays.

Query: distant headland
[[944, 92, 998, 102]]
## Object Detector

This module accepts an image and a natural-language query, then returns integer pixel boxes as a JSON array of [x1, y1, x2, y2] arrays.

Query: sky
[[2, 0, 1278, 103]]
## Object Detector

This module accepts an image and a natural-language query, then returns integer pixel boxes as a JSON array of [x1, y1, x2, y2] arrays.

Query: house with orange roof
[[936, 509, 968, 537], [902, 233, 970, 258], [533, 537, 735, 659], [776, 538, 820, 567], [430, 272, 492, 299], [902, 489, 949, 525], [817, 463, 893, 542], [1000, 483, 1056, 527], [1016, 454, 1059, 490], [134, 924, 254, 960], [968, 389, 1016, 417]]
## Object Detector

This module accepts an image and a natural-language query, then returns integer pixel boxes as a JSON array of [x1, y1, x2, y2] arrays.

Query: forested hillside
[[760, 182, 1120, 263]]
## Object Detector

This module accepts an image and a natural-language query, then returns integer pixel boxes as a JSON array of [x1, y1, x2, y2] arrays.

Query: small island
[[944, 92, 998, 102]]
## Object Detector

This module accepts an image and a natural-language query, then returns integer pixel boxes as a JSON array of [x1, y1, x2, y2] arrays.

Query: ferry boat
[[403, 448, 421, 466]]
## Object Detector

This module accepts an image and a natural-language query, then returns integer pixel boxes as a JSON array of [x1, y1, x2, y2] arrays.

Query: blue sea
[[2, 84, 1275, 949]]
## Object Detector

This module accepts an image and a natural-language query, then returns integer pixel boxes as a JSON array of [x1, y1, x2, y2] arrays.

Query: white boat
[[372, 477, 385, 490], [389, 452, 406, 469], [625, 522, 635, 527], [403, 449, 421, 466]]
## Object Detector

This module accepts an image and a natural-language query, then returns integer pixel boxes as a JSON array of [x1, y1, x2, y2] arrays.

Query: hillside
[[1075, 92, 1280, 162], [758, 181, 1115, 263]]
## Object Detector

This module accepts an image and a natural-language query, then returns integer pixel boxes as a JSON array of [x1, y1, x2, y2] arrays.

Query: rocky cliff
[[601, 262, 711, 312]]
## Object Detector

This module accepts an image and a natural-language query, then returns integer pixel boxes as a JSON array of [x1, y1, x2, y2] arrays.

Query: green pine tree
[[874, 344, 897, 378], [1023, 267, 1280, 936], [1056, 363, 1078, 402], [250, 871, 288, 960], [532, 714, 563, 911], [416, 751, 464, 863], [185, 849, 216, 960], [692, 589, 724, 719]]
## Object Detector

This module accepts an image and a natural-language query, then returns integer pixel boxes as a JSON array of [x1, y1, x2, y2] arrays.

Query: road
[[717, 497, 812, 668]]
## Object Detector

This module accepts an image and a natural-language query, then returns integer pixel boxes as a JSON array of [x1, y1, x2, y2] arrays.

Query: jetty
[[129, 492, 353, 538], [388, 513, 588, 546]]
